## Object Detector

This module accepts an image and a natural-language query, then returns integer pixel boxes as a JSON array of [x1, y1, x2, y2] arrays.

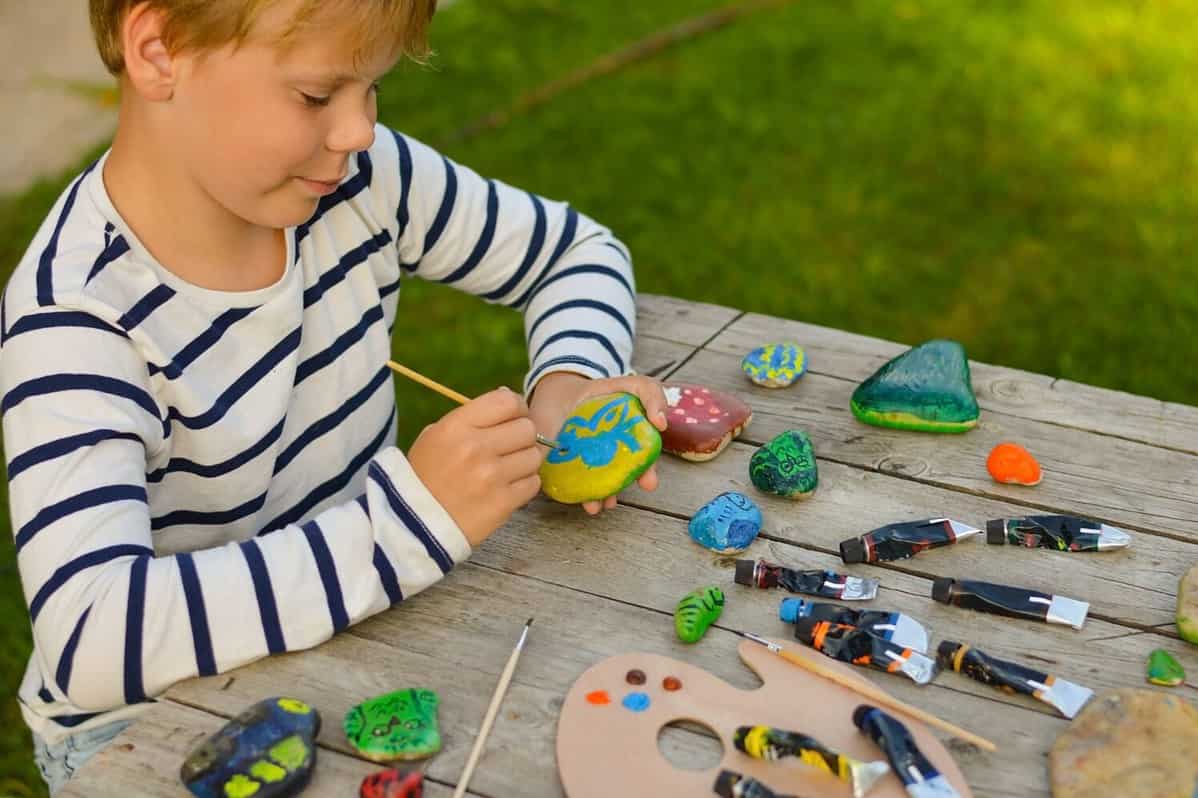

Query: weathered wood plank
[[636, 293, 741, 348], [667, 348, 1198, 543], [711, 312, 1198, 454]]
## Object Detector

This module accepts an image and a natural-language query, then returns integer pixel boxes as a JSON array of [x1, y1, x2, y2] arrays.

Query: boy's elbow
[[33, 609, 135, 713]]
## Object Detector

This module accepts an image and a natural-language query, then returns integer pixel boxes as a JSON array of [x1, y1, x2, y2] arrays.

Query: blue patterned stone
[[688, 492, 763, 554]]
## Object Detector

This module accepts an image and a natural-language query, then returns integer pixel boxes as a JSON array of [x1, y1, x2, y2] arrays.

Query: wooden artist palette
[[557, 639, 972, 798]]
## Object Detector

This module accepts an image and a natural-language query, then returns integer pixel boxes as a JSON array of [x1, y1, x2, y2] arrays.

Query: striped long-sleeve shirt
[[1, 125, 635, 744]]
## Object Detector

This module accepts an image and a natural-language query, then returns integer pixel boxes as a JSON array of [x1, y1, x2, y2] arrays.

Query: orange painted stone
[[986, 442, 1042, 486]]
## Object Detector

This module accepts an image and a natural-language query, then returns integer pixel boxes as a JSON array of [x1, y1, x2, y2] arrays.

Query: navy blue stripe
[[8, 429, 142, 481], [302, 232, 391, 309], [50, 711, 104, 729], [482, 194, 547, 301], [176, 553, 217, 676], [379, 276, 401, 300], [29, 544, 154, 622], [368, 461, 453, 574], [239, 540, 286, 654], [355, 493, 370, 518], [296, 150, 373, 244], [438, 181, 498, 285], [7, 311, 129, 340], [166, 328, 301, 430], [260, 413, 393, 534], [295, 304, 383, 385], [512, 208, 580, 307], [604, 240, 630, 262], [37, 163, 98, 307], [15, 484, 147, 553], [531, 330, 624, 373], [150, 491, 267, 531], [149, 306, 257, 380], [527, 355, 610, 388], [38, 684, 54, 703], [420, 156, 458, 260], [372, 544, 404, 606], [86, 235, 130, 284], [526, 299, 633, 344], [275, 365, 389, 474], [117, 284, 175, 331], [147, 417, 284, 483], [523, 264, 634, 307], [392, 131, 413, 235], [301, 520, 349, 632], [2, 374, 164, 435], [55, 607, 92, 696], [123, 555, 148, 703]]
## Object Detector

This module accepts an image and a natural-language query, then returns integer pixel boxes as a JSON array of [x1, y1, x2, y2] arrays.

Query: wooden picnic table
[[63, 293, 1198, 798]]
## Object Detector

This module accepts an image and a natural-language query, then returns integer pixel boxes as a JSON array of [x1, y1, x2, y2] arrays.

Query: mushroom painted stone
[[750, 430, 818, 500], [539, 392, 662, 504], [987, 442, 1042, 485], [688, 492, 763, 554], [850, 340, 979, 433], [181, 697, 321, 798], [344, 689, 441, 762], [741, 343, 807, 388], [661, 383, 752, 462]]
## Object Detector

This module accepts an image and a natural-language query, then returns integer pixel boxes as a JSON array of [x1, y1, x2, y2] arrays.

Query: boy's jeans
[[31, 720, 132, 795]]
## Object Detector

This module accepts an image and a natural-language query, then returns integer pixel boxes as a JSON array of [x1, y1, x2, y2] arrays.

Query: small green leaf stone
[[850, 339, 979, 433], [749, 430, 818, 500], [344, 688, 441, 762], [1146, 649, 1185, 687]]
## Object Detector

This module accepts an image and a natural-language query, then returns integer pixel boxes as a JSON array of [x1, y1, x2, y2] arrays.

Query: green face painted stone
[[675, 586, 725, 643], [850, 340, 979, 433], [343, 689, 441, 762], [1147, 649, 1186, 687], [1178, 564, 1198, 645], [749, 430, 818, 499], [539, 392, 662, 504]]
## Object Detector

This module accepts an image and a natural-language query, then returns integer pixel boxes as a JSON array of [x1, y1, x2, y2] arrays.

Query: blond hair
[[90, 0, 437, 75]]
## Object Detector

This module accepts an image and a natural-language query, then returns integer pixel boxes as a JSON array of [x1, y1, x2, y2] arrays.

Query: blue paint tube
[[853, 706, 961, 798]]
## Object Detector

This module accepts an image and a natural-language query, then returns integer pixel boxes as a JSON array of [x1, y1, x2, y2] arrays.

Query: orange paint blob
[[585, 690, 611, 705], [662, 676, 682, 691], [987, 442, 1042, 486]]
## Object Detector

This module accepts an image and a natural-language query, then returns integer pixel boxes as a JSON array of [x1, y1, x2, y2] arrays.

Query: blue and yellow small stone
[[741, 343, 807, 388]]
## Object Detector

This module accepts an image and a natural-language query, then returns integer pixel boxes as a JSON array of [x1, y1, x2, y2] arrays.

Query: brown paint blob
[[585, 690, 611, 705], [625, 669, 647, 685], [662, 676, 682, 691]]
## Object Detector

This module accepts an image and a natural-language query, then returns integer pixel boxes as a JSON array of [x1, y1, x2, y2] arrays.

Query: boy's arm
[[2, 308, 470, 712]]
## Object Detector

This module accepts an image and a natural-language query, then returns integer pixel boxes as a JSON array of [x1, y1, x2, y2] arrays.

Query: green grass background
[[3, 0, 1197, 792]]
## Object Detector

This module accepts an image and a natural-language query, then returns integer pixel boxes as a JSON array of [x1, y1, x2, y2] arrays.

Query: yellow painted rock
[[540, 392, 662, 504]]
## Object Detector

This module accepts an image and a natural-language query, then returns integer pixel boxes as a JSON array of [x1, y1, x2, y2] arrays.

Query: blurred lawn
[[3, 0, 1198, 791]]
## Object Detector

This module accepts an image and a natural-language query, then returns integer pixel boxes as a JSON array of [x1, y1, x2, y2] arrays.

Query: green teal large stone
[[850, 340, 979, 433], [344, 688, 441, 762], [749, 430, 818, 500]]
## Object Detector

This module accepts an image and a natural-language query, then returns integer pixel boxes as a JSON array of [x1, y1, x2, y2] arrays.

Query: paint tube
[[734, 559, 879, 601], [734, 725, 890, 798], [931, 577, 1089, 630], [985, 515, 1131, 552], [852, 706, 961, 798], [935, 641, 1094, 719], [840, 519, 981, 564], [712, 770, 795, 798], [779, 599, 930, 653], [792, 619, 939, 685]]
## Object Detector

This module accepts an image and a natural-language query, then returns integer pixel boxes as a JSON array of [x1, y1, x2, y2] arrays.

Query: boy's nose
[[328, 109, 376, 154]]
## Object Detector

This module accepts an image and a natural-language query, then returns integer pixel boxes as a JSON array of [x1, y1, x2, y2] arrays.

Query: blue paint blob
[[621, 692, 651, 713]]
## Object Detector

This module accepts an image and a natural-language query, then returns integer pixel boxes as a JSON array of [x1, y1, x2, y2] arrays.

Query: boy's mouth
[[297, 176, 344, 195]]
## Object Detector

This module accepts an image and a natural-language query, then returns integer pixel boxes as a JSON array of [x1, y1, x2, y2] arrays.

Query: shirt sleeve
[[1, 304, 470, 713], [373, 127, 637, 394]]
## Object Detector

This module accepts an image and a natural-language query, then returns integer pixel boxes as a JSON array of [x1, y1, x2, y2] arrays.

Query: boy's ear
[[121, 2, 177, 101]]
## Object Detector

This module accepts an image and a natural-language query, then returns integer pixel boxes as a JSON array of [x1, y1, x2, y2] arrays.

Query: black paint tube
[[712, 769, 795, 798], [853, 706, 961, 798], [936, 641, 1094, 718], [840, 518, 980, 564], [985, 515, 1131, 552], [931, 577, 1089, 630], [735, 559, 879, 601], [793, 619, 939, 685], [779, 598, 930, 653]]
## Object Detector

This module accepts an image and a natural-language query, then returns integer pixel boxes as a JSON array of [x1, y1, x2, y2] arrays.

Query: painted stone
[[180, 697, 320, 798], [850, 340, 979, 433], [359, 768, 425, 798], [1146, 649, 1185, 687], [344, 689, 441, 762], [1050, 689, 1198, 798], [749, 430, 818, 500], [688, 492, 763, 554], [661, 383, 753, 462], [674, 586, 726, 643], [539, 392, 662, 504], [987, 442, 1042, 486], [1178, 563, 1198, 644], [741, 343, 807, 388]]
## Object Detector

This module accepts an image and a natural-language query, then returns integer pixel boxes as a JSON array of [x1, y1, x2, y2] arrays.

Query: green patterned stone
[[344, 689, 441, 762], [850, 340, 979, 433], [749, 430, 818, 500], [1179, 563, 1198, 645], [1147, 649, 1185, 687]]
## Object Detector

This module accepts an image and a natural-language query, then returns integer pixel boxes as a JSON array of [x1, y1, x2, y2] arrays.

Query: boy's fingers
[[509, 472, 543, 505], [501, 446, 544, 482], [582, 500, 602, 515], [636, 465, 659, 493], [610, 376, 669, 430], [604, 495, 618, 510], [488, 417, 540, 455], [454, 387, 529, 427]]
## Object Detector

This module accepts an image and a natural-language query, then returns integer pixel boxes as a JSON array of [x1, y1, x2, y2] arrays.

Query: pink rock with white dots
[[660, 383, 753, 462]]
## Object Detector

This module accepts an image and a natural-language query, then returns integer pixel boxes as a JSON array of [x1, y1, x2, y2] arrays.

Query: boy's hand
[[408, 387, 542, 546], [528, 372, 669, 515]]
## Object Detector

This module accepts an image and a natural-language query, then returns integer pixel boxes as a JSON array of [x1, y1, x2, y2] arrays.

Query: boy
[[2, 1, 666, 791]]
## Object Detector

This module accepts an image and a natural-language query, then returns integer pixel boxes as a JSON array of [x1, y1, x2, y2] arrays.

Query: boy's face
[[166, 1, 401, 230]]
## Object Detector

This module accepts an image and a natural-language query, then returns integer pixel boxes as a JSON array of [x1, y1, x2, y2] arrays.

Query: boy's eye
[[300, 91, 330, 108]]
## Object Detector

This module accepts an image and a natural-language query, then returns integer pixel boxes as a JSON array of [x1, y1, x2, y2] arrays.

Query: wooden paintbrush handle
[[386, 360, 471, 405]]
